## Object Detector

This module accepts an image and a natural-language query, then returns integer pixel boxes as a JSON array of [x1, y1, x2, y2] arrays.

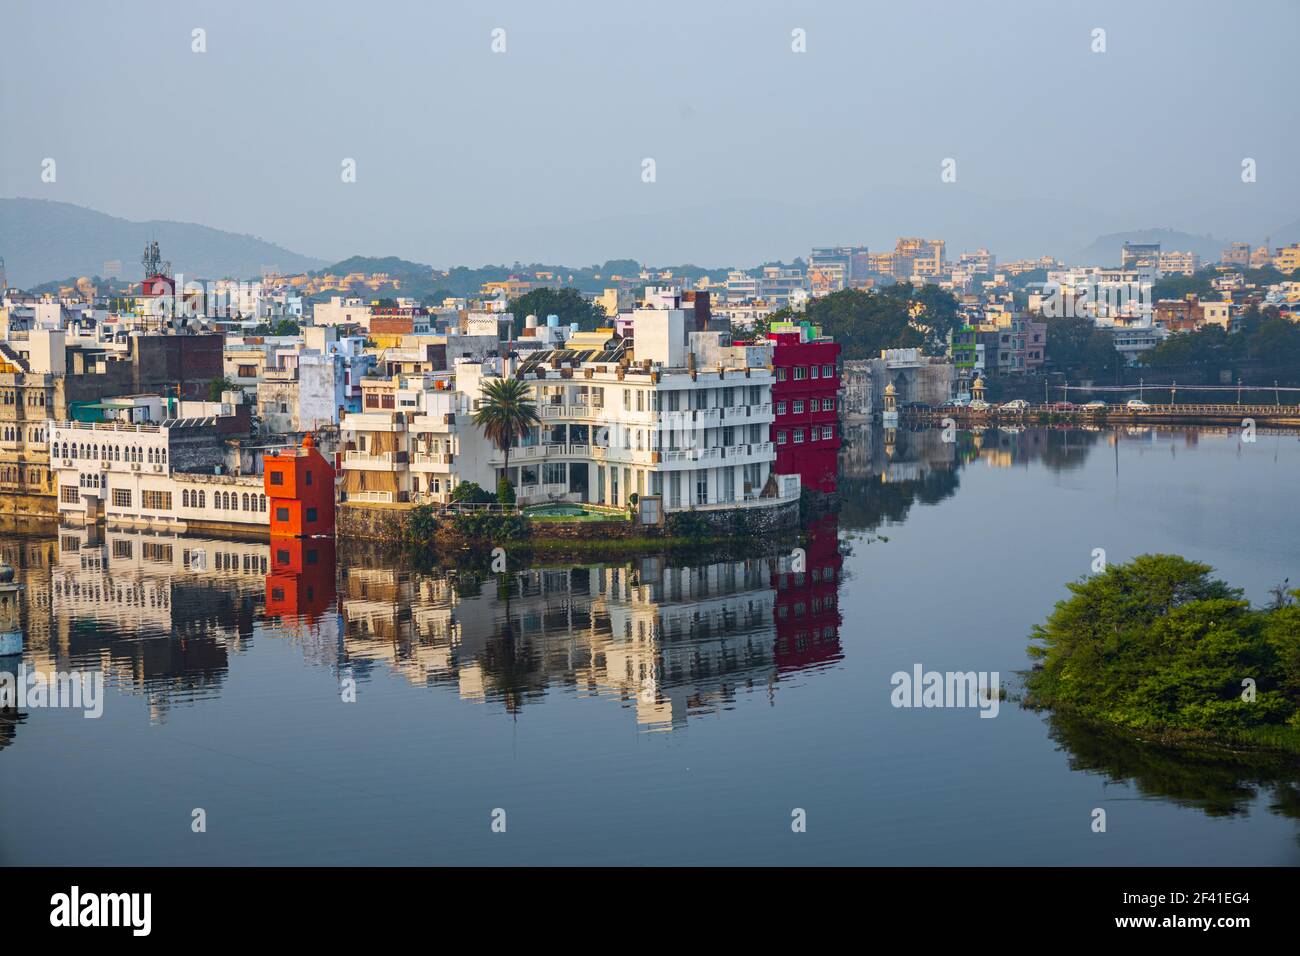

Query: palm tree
[[472, 377, 540, 501]]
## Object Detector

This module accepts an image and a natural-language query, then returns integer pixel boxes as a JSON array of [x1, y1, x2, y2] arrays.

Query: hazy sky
[[3, 0, 1297, 267]]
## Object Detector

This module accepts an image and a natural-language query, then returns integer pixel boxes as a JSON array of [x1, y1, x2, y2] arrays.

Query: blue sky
[[2, 0, 1296, 266]]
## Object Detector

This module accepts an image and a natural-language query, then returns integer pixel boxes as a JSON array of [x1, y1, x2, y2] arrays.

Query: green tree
[[207, 376, 235, 401], [1027, 555, 1300, 747], [759, 284, 959, 359], [472, 377, 540, 502], [505, 287, 606, 337], [450, 481, 495, 505]]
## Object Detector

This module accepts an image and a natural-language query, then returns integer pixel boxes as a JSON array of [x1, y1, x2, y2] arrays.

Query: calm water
[[2, 424, 1299, 866]]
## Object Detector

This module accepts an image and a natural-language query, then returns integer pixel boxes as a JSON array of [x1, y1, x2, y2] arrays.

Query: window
[[810, 365, 819, 379], [270, 471, 284, 486], [776, 368, 787, 381], [822, 364, 834, 377], [304, 470, 313, 486], [61, 486, 80, 503], [112, 488, 132, 508], [306, 507, 318, 523], [822, 425, 834, 440], [793, 367, 808, 380], [822, 398, 834, 411], [776, 401, 787, 415], [183, 489, 190, 507], [793, 400, 804, 414], [142, 490, 172, 511], [276, 507, 289, 522], [777, 430, 788, 445], [793, 429, 805, 444]]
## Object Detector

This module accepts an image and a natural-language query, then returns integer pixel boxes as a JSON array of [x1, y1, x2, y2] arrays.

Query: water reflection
[[337, 514, 842, 730], [4, 424, 1298, 831], [3, 514, 842, 736], [1044, 711, 1300, 822]]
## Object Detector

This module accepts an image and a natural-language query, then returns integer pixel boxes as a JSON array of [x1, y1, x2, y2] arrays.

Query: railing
[[343, 451, 403, 464], [344, 490, 397, 504], [49, 420, 162, 434], [412, 452, 454, 466]]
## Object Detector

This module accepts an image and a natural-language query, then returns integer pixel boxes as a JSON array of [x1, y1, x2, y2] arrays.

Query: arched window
[[182, 489, 190, 508], [241, 493, 249, 511], [198, 490, 205, 509]]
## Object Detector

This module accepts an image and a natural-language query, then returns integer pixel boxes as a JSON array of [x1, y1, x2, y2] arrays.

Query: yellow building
[[1274, 243, 1300, 275]]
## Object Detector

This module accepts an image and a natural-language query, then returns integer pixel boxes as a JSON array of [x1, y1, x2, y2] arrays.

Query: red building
[[767, 321, 841, 493], [265, 537, 337, 621], [772, 516, 843, 672], [264, 434, 336, 537]]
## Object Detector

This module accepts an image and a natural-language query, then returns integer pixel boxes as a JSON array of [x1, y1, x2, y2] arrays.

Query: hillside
[[0, 198, 327, 288], [1071, 228, 1227, 267]]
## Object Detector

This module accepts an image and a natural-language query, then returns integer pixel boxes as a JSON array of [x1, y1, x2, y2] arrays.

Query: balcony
[[343, 450, 408, 470], [411, 452, 454, 471]]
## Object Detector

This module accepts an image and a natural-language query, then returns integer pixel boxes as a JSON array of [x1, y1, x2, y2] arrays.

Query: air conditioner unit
[[152, 464, 163, 472], [131, 463, 141, 471], [62, 458, 72, 466]]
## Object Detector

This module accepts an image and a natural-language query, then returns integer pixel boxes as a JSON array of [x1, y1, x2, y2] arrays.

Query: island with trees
[[1026, 554, 1300, 754]]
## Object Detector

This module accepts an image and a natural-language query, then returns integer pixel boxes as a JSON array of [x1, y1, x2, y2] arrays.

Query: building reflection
[[339, 530, 843, 731], [4, 514, 843, 736]]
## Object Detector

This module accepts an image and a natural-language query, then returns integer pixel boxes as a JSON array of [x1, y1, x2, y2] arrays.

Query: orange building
[[265, 537, 337, 620], [263, 434, 336, 537]]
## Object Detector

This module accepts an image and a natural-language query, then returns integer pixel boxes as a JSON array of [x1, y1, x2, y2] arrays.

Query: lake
[[2, 424, 1298, 865]]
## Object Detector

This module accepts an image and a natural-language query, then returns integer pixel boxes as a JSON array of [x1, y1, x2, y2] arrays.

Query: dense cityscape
[[2, 0, 1297, 929], [2, 233, 1298, 534]]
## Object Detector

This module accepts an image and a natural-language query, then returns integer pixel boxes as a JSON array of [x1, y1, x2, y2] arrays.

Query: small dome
[[301, 432, 314, 449], [0, 561, 14, 584], [884, 383, 896, 395]]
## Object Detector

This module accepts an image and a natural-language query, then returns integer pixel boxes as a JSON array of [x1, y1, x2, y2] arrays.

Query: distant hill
[[1271, 217, 1300, 247], [312, 255, 434, 278], [1071, 228, 1227, 267], [0, 198, 327, 288]]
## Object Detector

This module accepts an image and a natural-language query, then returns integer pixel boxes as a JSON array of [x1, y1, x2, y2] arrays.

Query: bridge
[[901, 403, 1300, 427]]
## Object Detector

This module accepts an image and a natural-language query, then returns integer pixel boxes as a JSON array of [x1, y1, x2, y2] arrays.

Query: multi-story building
[[1274, 243, 1300, 274], [1221, 242, 1252, 268], [766, 320, 840, 494], [895, 237, 945, 277], [1121, 242, 1161, 270], [339, 307, 800, 514], [50, 417, 332, 537], [1157, 250, 1200, 276], [957, 249, 997, 274], [0, 329, 224, 519]]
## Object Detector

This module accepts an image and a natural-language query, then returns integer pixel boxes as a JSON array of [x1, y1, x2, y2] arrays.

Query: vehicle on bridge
[[1000, 399, 1030, 412], [1126, 399, 1151, 412], [1081, 401, 1107, 412]]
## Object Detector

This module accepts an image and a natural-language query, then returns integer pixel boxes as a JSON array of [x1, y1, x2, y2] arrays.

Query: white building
[[49, 419, 270, 532], [338, 306, 798, 513]]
